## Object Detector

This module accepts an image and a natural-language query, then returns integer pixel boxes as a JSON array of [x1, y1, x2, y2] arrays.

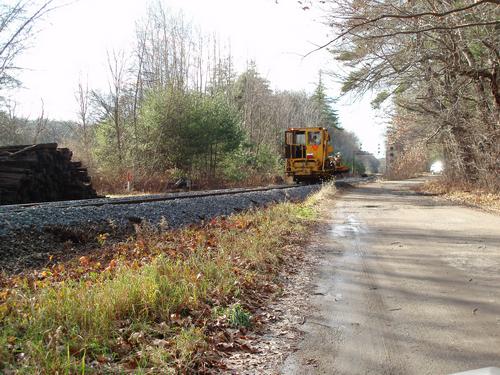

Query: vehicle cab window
[[293, 132, 306, 145], [308, 131, 321, 145]]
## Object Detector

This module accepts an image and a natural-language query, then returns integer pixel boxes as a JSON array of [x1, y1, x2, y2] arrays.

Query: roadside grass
[[420, 179, 500, 214], [213, 303, 252, 329], [0, 184, 333, 373]]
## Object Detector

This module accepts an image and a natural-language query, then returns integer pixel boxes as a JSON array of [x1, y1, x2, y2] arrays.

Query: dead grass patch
[[420, 179, 500, 214]]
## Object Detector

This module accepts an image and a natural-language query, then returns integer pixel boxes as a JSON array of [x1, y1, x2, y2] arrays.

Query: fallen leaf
[[79, 256, 90, 267]]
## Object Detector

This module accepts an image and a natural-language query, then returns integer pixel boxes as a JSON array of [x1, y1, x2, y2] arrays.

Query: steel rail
[[1, 177, 371, 212], [1, 184, 299, 211]]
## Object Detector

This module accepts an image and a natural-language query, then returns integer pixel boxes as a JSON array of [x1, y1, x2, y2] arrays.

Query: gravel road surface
[[282, 178, 500, 375]]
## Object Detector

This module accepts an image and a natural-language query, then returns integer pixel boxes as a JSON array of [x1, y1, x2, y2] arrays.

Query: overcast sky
[[9, 0, 385, 155]]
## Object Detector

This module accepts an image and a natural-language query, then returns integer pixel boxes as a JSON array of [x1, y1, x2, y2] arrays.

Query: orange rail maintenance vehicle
[[284, 127, 349, 183]]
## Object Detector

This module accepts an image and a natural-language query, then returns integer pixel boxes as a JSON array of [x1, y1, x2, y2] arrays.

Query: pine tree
[[311, 72, 341, 130]]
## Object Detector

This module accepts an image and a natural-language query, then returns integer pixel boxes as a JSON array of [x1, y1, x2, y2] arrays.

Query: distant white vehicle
[[430, 160, 444, 174]]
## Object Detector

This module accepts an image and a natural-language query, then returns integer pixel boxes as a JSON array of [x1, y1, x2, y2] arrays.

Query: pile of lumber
[[0, 143, 98, 205]]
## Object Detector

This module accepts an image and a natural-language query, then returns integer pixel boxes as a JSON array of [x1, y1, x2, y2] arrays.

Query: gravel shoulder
[[282, 178, 500, 374], [220, 223, 326, 374]]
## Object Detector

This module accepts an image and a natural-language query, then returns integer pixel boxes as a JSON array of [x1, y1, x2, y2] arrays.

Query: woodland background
[[322, 0, 499, 190], [2, 0, 498, 192], [0, 2, 375, 193]]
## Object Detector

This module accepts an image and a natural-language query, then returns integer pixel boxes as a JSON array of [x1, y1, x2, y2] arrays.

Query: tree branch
[[364, 21, 500, 40], [0, 1, 54, 58], [305, 1, 498, 57]]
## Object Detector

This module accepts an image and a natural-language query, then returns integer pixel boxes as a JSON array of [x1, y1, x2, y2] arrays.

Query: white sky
[[8, 0, 385, 155]]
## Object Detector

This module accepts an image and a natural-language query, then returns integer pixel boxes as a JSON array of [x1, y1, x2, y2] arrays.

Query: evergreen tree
[[311, 72, 341, 130]]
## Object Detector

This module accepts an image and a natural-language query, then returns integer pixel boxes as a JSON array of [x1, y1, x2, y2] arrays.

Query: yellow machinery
[[284, 127, 349, 183]]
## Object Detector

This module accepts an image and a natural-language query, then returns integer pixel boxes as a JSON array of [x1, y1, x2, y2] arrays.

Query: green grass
[[226, 304, 251, 328], [0, 184, 333, 373]]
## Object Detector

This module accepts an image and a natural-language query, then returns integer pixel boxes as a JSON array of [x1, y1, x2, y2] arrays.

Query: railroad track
[[0, 184, 295, 211], [0, 177, 370, 212], [0, 176, 373, 272]]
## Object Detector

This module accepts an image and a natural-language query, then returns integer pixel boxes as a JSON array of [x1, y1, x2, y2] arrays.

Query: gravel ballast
[[0, 185, 321, 273]]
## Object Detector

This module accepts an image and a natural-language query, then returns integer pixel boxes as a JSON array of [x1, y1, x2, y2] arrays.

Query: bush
[[222, 143, 283, 183]]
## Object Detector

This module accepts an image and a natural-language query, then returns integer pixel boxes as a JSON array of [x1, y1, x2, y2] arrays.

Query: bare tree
[[92, 50, 131, 173], [32, 99, 47, 143], [135, 2, 193, 91], [0, 0, 56, 89], [73, 76, 94, 166], [0, 98, 26, 145]]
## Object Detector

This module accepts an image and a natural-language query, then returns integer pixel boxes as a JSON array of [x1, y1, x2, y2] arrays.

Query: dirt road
[[282, 178, 500, 375]]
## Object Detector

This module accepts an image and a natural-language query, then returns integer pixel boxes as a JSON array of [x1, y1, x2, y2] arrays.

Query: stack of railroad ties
[[0, 143, 98, 205]]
